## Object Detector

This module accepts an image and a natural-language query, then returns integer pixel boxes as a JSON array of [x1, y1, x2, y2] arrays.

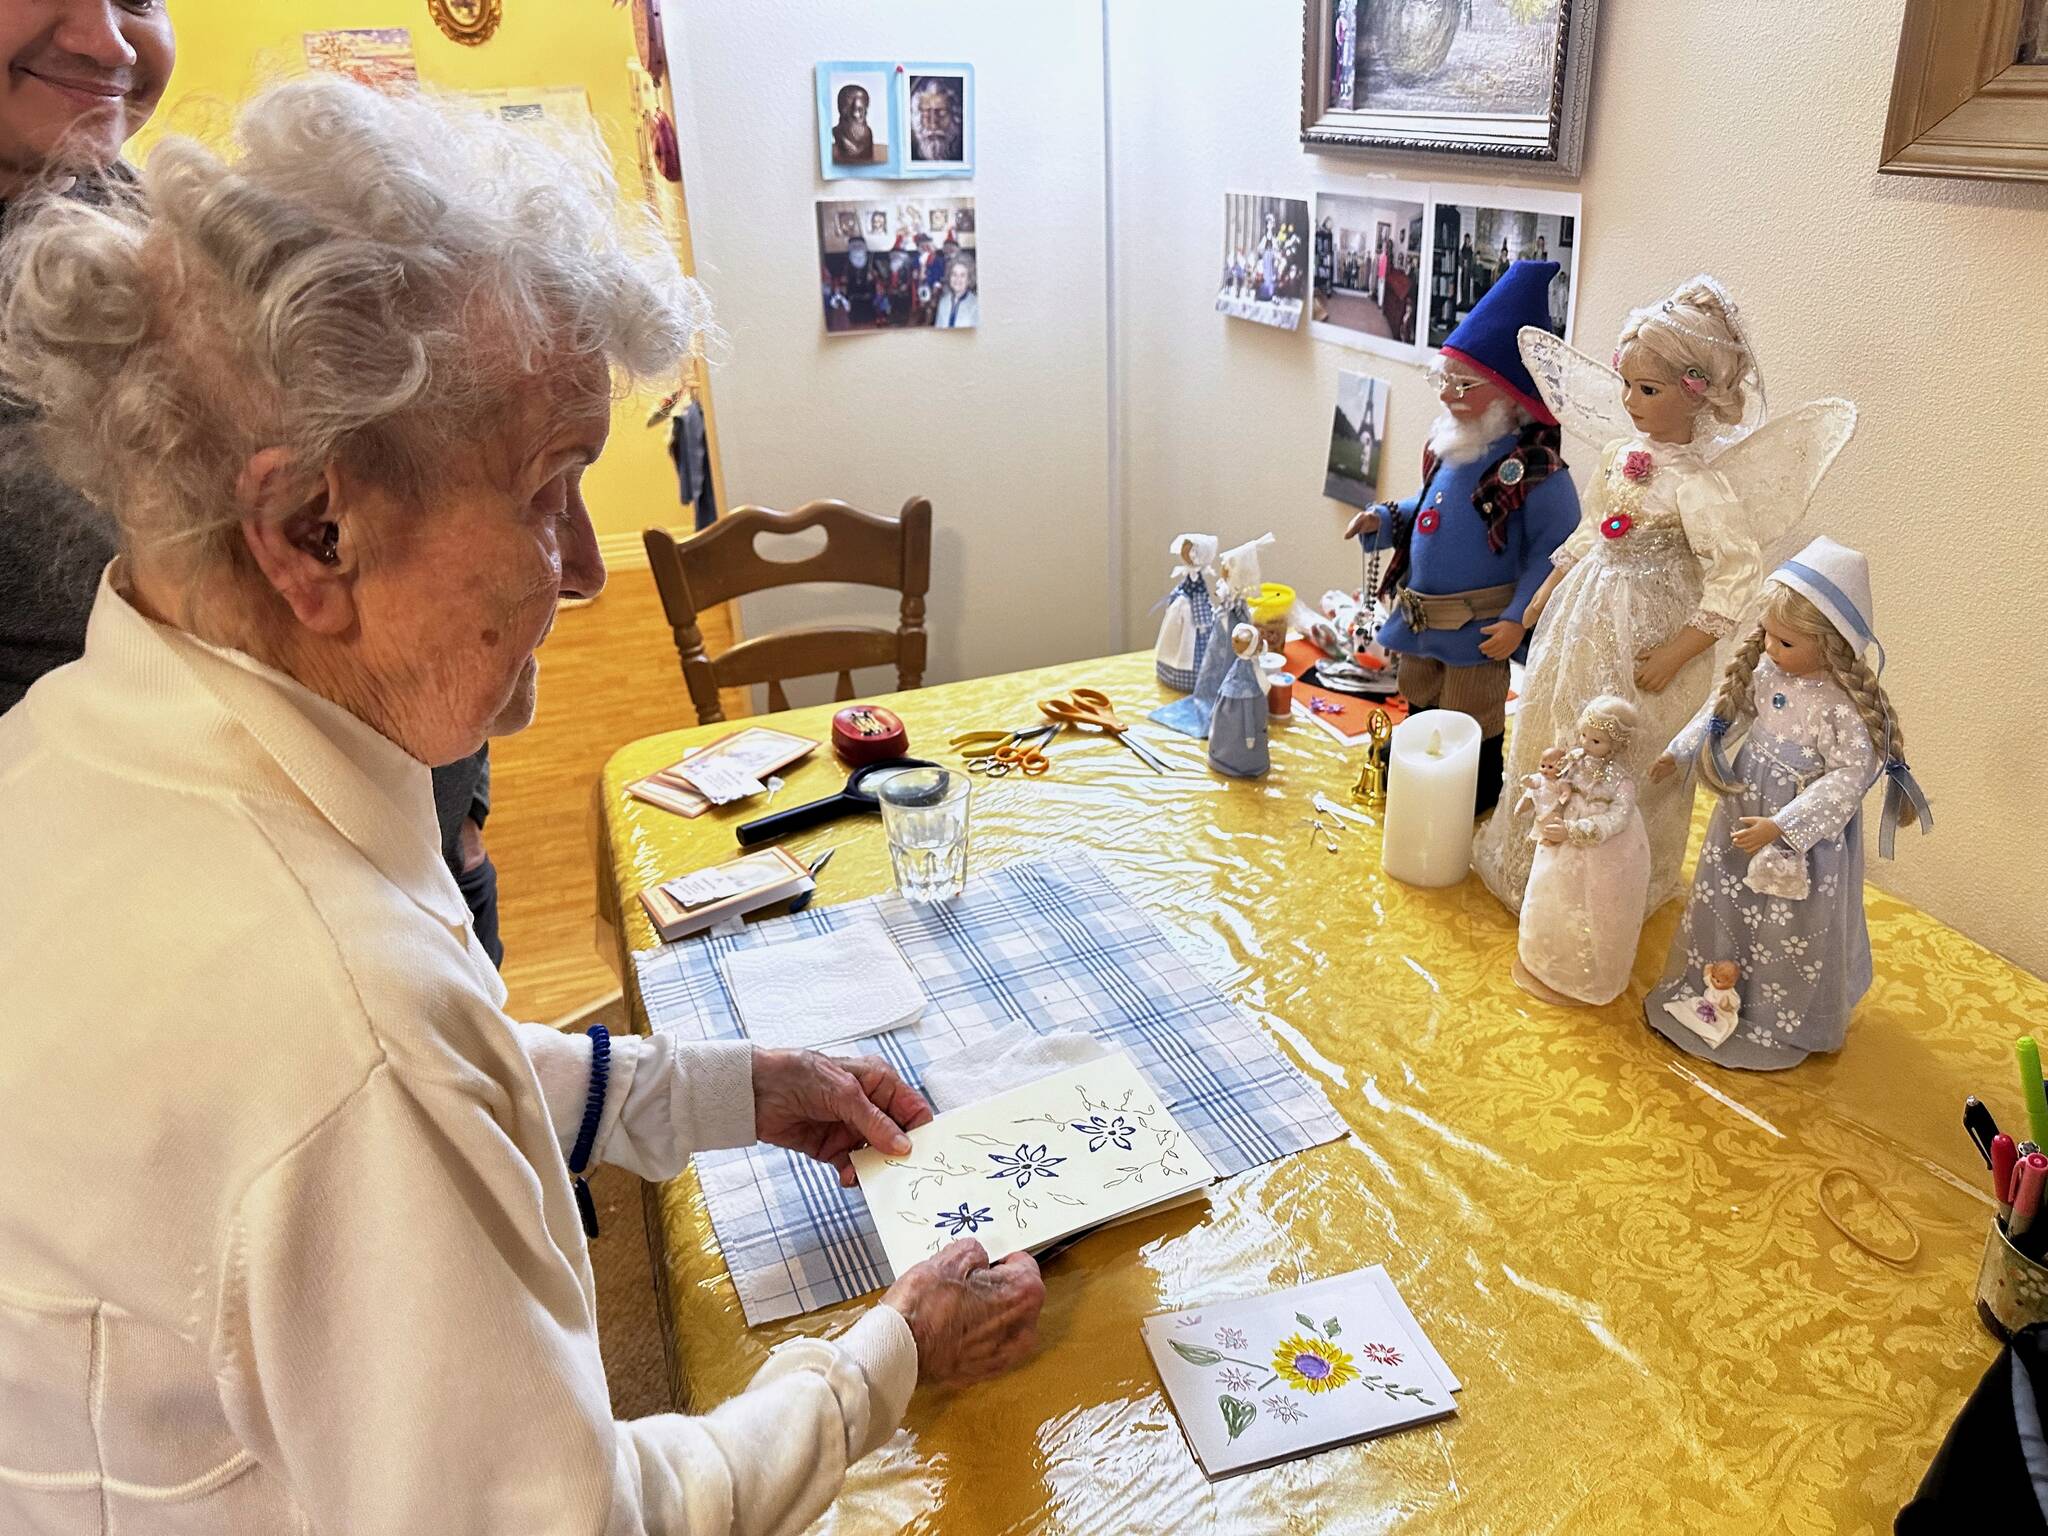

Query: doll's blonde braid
[[1697, 626, 1768, 798], [1829, 643, 1918, 829]]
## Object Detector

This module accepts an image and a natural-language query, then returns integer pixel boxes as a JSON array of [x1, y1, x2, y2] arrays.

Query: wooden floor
[[487, 571, 746, 1023]]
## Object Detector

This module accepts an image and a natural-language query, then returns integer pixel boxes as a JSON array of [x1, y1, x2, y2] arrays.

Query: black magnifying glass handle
[[736, 794, 852, 848]]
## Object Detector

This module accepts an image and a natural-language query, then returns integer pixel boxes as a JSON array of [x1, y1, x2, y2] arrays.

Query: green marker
[[2019, 1037, 2048, 1149]]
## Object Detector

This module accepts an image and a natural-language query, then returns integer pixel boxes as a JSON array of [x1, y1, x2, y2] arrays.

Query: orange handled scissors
[[1037, 689, 1171, 774]]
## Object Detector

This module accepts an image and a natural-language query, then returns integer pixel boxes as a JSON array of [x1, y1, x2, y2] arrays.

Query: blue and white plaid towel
[[633, 856, 1347, 1325]]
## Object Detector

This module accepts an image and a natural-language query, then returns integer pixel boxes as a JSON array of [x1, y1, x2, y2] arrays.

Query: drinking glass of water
[[876, 766, 971, 903]]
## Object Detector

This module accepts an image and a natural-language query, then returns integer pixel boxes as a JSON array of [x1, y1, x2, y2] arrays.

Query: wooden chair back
[[643, 496, 932, 723]]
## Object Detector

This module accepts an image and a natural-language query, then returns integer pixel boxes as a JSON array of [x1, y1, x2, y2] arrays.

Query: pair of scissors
[[952, 723, 1056, 777], [1036, 689, 1170, 774]]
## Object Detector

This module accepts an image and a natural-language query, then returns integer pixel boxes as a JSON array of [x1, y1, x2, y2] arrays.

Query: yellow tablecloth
[[599, 652, 2048, 1535]]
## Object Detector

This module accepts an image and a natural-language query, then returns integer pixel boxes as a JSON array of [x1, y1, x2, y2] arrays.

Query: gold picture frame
[[1881, 0, 2048, 181], [427, 0, 502, 48]]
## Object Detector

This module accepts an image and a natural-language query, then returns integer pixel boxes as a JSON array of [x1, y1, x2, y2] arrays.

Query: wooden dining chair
[[642, 496, 932, 724]]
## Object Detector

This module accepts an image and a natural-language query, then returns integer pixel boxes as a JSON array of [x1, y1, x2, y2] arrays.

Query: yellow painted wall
[[131, 2, 694, 556]]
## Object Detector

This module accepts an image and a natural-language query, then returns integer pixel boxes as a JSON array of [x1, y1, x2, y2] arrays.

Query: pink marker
[[2012, 1153, 2048, 1241]]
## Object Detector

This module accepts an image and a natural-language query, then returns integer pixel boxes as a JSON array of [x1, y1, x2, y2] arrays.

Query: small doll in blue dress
[[1643, 537, 1930, 1070], [1207, 623, 1270, 779]]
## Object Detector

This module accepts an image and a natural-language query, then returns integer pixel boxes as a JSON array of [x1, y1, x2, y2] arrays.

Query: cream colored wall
[[1107, 0, 2048, 974], [661, 0, 1113, 695], [131, 2, 690, 558]]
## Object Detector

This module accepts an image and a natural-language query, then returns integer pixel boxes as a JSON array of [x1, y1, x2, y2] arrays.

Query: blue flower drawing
[[986, 1143, 1066, 1187], [932, 1203, 993, 1236], [1070, 1114, 1135, 1151]]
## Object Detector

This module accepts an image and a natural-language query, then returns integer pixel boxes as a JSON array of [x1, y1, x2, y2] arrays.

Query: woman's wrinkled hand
[[883, 1239, 1046, 1387], [751, 1048, 933, 1187]]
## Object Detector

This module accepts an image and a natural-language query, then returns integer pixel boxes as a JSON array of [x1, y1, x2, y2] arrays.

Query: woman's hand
[[1634, 626, 1715, 694], [1538, 813, 1569, 846], [1647, 753, 1678, 785], [1477, 618, 1525, 662], [1730, 816, 1782, 855], [1342, 505, 1384, 540], [883, 1239, 1045, 1387], [751, 1048, 933, 1187]]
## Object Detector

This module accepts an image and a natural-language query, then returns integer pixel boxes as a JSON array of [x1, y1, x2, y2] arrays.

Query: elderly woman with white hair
[[0, 79, 1042, 1535]]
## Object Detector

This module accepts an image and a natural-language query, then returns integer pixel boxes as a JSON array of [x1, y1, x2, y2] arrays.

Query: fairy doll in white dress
[[1471, 276, 1857, 916], [1644, 538, 1931, 1069]]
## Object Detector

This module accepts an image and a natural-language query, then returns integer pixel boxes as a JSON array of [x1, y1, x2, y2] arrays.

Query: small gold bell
[[1350, 707, 1393, 809]]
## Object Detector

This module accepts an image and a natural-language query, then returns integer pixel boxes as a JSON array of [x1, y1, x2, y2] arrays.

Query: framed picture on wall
[[899, 64, 975, 177], [1310, 185, 1428, 359], [1422, 183, 1580, 350], [1301, 0, 1601, 178], [1881, 0, 2048, 182], [817, 62, 898, 180]]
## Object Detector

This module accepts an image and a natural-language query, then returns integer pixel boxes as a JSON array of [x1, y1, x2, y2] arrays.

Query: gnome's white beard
[[1427, 398, 1527, 467]]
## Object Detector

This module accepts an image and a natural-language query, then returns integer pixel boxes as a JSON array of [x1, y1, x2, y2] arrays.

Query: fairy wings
[[1517, 326, 1858, 570]]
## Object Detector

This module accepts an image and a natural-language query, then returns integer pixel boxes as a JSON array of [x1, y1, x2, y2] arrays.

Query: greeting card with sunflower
[[1140, 1266, 1460, 1478]]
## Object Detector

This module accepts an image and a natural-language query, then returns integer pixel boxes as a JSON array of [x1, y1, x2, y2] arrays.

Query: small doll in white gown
[[1472, 277, 1858, 917], [1514, 695, 1652, 1008], [1515, 745, 1574, 820], [1644, 538, 1931, 1070]]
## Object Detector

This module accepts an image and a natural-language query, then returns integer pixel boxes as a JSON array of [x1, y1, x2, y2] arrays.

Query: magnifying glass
[[734, 756, 936, 848]]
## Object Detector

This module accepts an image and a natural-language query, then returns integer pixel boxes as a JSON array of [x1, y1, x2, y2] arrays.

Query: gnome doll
[[1345, 261, 1582, 815]]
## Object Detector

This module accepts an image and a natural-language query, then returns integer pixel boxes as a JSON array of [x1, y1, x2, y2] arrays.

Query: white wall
[[664, 0, 1112, 699], [1108, 0, 2048, 975]]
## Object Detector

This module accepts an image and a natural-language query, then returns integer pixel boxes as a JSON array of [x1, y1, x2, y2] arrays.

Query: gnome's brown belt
[[1395, 582, 1519, 632]]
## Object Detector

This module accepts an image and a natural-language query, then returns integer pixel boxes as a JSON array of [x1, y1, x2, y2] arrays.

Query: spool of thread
[[1266, 672, 1294, 719], [832, 706, 909, 765]]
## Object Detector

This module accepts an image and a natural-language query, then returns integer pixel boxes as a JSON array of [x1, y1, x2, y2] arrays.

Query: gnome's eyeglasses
[[1426, 369, 1488, 399]]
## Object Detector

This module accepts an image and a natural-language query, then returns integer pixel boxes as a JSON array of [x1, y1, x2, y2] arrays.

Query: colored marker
[[2011, 1153, 2048, 1243], [1994, 1134, 2019, 1222], [2019, 1037, 2048, 1148]]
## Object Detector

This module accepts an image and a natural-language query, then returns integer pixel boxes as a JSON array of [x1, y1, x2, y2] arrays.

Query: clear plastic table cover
[[598, 651, 2042, 1534]]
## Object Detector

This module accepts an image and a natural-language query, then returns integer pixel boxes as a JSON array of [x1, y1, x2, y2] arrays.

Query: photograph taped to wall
[[302, 28, 417, 90], [1324, 371, 1390, 510], [1425, 183, 1580, 349], [900, 64, 974, 175], [1217, 193, 1312, 332], [817, 196, 978, 334], [1310, 187, 1427, 357], [817, 61, 896, 179]]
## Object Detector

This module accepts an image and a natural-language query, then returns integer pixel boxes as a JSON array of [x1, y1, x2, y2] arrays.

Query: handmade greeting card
[[852, 1053, 1215, 1276], [1141, 1266, 1460, 1479]]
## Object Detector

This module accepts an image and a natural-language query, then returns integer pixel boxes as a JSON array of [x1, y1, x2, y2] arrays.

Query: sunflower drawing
[[1271, 1332, 1358, 1395]]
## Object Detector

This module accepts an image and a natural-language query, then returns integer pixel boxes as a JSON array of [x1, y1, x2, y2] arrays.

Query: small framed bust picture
[[1302, 0, 1601, 178]]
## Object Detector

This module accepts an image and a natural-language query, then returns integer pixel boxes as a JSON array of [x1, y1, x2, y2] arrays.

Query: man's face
[[842, 86, 867, 126], [0, 1, 173, 186]]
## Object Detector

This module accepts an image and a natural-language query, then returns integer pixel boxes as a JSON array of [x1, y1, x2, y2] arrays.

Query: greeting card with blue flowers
[[851, 1053, 1216, 1278]]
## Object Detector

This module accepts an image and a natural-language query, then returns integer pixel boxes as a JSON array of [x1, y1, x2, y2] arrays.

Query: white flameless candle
[[1382, 708, 1482, 886]]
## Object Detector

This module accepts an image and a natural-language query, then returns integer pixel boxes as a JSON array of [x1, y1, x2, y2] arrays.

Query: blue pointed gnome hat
[[1441, 260, 1559, 424]]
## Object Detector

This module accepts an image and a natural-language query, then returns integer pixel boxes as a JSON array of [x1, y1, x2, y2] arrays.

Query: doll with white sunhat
[[1644, 537, 1931, 1070]]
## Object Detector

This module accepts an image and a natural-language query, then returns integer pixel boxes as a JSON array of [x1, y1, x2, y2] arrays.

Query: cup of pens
[[1972, 1039, 2048, 1341]]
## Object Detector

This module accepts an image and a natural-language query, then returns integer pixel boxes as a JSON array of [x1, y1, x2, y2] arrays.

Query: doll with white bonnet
[[1474, 277, 1856, 918], [1514, 694, 1652, 1008], [1154, 534, 1219, 692], [1645, 537, 1930, 1070]]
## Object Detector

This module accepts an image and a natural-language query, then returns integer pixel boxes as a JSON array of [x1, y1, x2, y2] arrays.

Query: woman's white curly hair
[[0, 75, 710, 572]]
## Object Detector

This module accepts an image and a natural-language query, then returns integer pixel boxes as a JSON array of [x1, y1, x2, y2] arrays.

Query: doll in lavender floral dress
[[1644, 538, 1930, 1070]]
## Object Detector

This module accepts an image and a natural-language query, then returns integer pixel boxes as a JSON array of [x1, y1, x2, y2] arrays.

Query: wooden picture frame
[[1301, 0, 1600, 179], [1881, 0, 2048, 181]]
